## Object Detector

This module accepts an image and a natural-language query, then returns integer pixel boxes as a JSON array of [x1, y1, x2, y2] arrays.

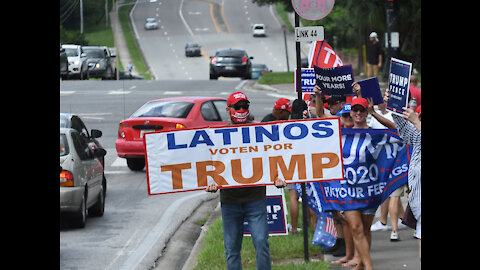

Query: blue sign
[[315, 129, 411, 212], [314, 64, 355, 96], [358, 77, 383, 105], [295, 68, 316, 93], [244, 195, 287, 235], [386, 58, 412, 116]]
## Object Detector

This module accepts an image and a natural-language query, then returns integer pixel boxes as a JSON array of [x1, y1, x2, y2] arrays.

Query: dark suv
[[83, 46, 117, 80], [209, 48, 253, 80]]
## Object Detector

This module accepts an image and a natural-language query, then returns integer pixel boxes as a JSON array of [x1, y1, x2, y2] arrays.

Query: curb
[[181, 201, 222, 270]]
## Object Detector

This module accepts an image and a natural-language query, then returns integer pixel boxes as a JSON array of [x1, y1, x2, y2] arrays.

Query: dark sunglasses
[[230, 103, 249, 110], [351, 106, 367, 113]]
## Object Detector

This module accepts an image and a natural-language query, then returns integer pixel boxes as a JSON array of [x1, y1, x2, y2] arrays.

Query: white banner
[[145, 118, 344, 195]]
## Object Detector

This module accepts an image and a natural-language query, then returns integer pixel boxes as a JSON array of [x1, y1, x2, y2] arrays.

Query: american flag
[[325, 216, 337, 238]]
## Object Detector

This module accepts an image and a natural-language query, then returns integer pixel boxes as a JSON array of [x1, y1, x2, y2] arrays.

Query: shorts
[[341, 207, 377, 217], [389, 184, 406, 197]]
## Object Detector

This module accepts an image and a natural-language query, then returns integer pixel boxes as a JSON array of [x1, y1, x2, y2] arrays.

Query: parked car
[[62, 44, 89, 80], [60, 44, 69, 78], [60, 113, 106, 168], [209, 48, 253, 80], [185, 42, 201, 57], [60, 128, 107, 228], [83, 46, 117, 80], [252, 23, 266, 37], [116, 97, 230, 171], [144, 18, 158, 30], [251, 63, 271, 79]]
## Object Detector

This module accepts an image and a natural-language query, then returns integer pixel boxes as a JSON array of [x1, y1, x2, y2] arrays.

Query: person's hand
[[402, 107, 420, 123], [367, 97, 375, 114], [303, 109, 309, 119], [205, 182, 218, 193], [352, 81, 361, 97], [313, 85, 322, 95], [274, 178, 287, 188], [383, 88, 389, 104]]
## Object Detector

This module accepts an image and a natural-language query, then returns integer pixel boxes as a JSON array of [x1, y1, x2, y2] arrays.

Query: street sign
[[292, 0, 335, 20], [295, 26, 324, 42]]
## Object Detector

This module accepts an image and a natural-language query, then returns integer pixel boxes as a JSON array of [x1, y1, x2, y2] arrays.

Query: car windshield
[[64, 48, 79, 57], [254, 25, 264, 30], [60, 134, 69, 156], [131, 101, 194, 118], [83, 49, 104, 58], [146, 18, 156, 23]]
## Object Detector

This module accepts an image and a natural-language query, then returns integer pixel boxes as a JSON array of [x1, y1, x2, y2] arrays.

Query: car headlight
[[95, 63, 101, 68], [74, 60, 80, 66]]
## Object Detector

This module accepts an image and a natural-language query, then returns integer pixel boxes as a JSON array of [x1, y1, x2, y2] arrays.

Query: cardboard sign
[[314, 64, 355, 96], [358, 77, 383, 105], [386, 58, 412, 116], [144, 118, 344, 195], [295, 68, 316, 93], [244, 185, 289, 236]]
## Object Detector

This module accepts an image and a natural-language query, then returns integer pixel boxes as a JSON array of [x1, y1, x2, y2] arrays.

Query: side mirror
[[249, 56, 254, 59], [93, 148, 107, 158], [91, 129, 102, 138], [80, 53, 87, 58]]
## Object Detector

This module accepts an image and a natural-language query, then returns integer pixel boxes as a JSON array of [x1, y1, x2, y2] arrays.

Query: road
[[59, 79, 296, 270], [131, 0, 297, 80]]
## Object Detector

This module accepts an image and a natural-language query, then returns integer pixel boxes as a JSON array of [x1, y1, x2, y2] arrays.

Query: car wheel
[[71, 192, 87, 228], [127, 158, 145, 171], [89, 183, 105, 217], [209, 73, 218, 80]]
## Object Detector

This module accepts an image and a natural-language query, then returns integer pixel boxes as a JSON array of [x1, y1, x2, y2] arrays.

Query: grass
[[258, 72, 294, 85], [118, 0, 151, 79], [194, 191, 331, 270]]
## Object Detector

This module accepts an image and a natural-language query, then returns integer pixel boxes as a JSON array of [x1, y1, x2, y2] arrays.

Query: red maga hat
[[227, 91, 249, 106], [273, 98, 292, 112], [351, 97, 368, 109]]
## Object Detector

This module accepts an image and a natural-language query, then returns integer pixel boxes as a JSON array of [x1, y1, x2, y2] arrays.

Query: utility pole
[[80, 0, 84, 34], [384, 0, 400, 81]]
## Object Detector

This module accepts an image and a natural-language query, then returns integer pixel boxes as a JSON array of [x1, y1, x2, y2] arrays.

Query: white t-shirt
[[369, 110, 394, 129]]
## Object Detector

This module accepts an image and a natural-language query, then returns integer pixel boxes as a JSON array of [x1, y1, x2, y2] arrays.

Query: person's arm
[[367, 97, 396, 129], [402, 107, 421, 131], [313, 85, 326, 118]]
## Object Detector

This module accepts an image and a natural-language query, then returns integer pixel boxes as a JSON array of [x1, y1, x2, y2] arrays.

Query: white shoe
[[397, 218, 407, 230], [370, 220, 391, 231], [390, 230, 400, 241]]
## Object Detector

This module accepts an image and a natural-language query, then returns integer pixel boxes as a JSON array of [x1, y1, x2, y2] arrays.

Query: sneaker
[[390, 230, 400, 241], [371, 220, 391, 231]]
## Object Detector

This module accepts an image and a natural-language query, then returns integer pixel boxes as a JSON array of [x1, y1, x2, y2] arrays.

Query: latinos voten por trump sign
[[144, 118, 344, 195]]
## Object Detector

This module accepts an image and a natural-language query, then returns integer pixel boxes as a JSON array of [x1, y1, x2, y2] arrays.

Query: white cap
[[369, 32, 378, 38]]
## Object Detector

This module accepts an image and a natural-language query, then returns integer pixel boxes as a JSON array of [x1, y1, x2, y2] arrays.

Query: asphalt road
[[131, 0, 298, 80]]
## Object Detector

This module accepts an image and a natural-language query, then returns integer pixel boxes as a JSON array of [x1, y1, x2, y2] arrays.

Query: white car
[[60, 128, 106, 228], [252, 24, 266, 37], [144, 18, 158, 30], [61, 44, 89, 80]]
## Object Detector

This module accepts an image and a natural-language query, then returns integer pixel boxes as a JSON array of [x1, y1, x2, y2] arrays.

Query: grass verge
[[258, 72, 294, 85]]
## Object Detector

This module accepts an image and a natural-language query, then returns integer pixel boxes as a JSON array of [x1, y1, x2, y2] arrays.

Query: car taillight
[[211, 56, 217, 64], [60, 170, 74, 187], [118, 123, 130, 138], [176, 123, 186, 129], [242, 57, 247, 64]]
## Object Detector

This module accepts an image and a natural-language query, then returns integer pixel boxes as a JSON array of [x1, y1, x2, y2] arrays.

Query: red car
[[115, 97, 230, 171]]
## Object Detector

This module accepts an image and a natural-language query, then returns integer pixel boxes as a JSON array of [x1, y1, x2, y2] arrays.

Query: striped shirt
[[392, 114, 421, 220]]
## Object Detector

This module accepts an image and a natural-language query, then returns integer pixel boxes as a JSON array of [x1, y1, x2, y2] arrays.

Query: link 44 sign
[[292, 0, 335, 20], [295, 26, 324, 42]]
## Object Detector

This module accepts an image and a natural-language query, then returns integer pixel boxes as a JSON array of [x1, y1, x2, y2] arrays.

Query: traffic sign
[[295, 26, 324, 42], [291, 0, 335, 20]]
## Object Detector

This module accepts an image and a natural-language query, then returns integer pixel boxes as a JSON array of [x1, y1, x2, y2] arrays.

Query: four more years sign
[[144, 118, 344, 195]]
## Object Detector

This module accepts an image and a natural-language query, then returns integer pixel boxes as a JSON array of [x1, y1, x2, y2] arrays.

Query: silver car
[[62, 44, 89, 80], [60, 128, 107, 228], [144, 17, 158, 30]]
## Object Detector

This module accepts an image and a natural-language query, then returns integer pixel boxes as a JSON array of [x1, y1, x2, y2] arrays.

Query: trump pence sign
[[144, 119, 344, 195]]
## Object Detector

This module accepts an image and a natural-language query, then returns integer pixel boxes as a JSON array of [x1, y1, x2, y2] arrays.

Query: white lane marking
[[164, 91, 182, 95], [60, 91, 75, 96], [109, 90, 131, 95], [111, 157, 127, 167]]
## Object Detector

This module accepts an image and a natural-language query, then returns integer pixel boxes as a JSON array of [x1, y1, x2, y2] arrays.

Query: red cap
[[227, 91, 249, 106], [273, 98, 292, 112], [351, 97, 368, 109]]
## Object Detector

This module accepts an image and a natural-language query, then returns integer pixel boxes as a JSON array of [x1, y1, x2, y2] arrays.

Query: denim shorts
[[360, 207, 377, 216]]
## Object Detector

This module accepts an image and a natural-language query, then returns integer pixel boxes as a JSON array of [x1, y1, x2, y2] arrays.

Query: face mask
[[230, 108, 250, 123]]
